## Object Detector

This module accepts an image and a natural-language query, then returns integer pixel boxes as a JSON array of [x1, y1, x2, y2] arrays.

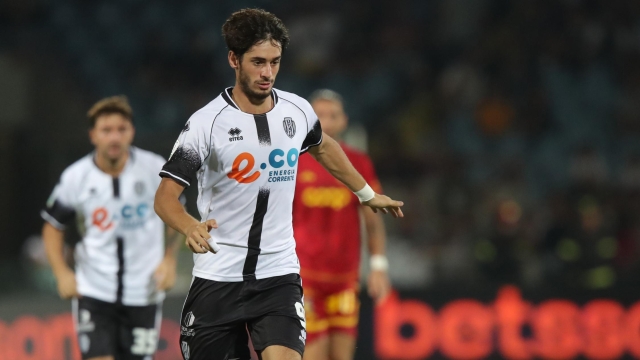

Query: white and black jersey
[[42, 147, 167, 306], [160, 87, 323, 282]]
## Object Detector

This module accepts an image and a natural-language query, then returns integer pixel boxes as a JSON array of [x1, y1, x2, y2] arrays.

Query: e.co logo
[[91, 203, 149, 231], [227, 148, 299, 184]]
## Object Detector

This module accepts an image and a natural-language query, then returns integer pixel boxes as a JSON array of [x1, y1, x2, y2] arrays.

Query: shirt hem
[[192, 267, 300, 282]]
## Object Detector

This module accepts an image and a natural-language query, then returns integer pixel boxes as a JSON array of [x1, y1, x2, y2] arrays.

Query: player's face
[[312, 99, 348, 138], [236, 40, 282, 102], [89, 113, 134, 162]]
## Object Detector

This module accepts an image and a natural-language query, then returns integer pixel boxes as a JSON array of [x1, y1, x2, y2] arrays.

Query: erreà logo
[[228, 127, 243, 142]]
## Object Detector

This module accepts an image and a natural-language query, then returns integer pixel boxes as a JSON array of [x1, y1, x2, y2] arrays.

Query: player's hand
[[55, 268, 80, 299], [367, 270, 391, 304], [154, 255, 177, 291], [184, 219, 220, 254], [363, 194, 404, 218]]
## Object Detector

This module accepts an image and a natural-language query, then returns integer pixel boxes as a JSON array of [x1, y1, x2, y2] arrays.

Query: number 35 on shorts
[[295, 302, 306, 329], [131, 328, 158, 356]]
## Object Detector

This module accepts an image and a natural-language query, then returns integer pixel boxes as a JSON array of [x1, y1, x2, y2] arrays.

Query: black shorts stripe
[[242, 188, 270, 281], [253, 114, 271, 147], [116, 237, 124, 303]]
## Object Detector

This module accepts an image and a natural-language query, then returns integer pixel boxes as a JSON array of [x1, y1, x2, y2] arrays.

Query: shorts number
[[131, 328, 158, 355], [295, 302, 306, 329]]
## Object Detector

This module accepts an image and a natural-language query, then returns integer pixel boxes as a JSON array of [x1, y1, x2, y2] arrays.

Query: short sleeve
[[41, 172, 77, 230], [299, 99, 323, 154], [160, 112, 213, 187]]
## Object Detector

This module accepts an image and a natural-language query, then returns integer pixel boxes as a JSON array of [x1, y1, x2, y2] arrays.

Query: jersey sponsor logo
[[228, 127, 243, 142], [301, 186, 352, 210], [120, 203, 150, 229], [227, 148, 299, 184], [92, 207, 114, 231], [91, 203, 150, 231], [283, 117, 296, 138]]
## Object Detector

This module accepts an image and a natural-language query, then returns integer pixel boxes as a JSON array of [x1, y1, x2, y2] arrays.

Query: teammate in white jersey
[[154, 9, 403, 360], [42, 96, 181, 360]]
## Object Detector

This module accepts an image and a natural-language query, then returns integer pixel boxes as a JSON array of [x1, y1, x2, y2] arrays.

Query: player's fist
[[184, 220, 220, 254], [55, 268, 80, 299], [363, 194, 404, 218]]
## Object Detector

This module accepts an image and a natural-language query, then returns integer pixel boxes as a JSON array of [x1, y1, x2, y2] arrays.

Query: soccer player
[[41, 96, 180, 360], [293, 89, 390, 360], [154, 9, 403, 360]]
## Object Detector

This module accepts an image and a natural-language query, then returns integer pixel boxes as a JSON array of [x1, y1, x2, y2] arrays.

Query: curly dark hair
[[222, 8, 290, 58]]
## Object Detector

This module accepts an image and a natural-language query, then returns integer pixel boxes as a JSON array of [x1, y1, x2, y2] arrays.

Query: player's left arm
[[307, 134, 404, 217], [362, 207, 391, 302], [154, 225, 183, 291]]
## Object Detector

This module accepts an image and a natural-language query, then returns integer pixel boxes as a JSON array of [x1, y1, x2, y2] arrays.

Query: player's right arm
[[296, 95, 403, 217], [154, 179, 218, 254], [155, 112, 222, 254], [41, 170, 81, 299], [42, 222, 79, 299], [307, 134, 404, 217]]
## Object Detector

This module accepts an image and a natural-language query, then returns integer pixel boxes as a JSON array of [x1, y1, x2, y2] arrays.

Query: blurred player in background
[[293, 89, 391, 360], [41, 96, 181, 360], [154, 8, 403, 360]]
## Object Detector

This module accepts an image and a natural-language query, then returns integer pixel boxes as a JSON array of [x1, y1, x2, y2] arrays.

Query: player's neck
[[94, 151, 129, 177], [231, 86, 273, 114]]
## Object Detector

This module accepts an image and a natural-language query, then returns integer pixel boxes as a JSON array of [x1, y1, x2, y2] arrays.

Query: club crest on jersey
[[134, 181, 145, 195], [228, 127, 243, 142], [283, 117, 296, 138]]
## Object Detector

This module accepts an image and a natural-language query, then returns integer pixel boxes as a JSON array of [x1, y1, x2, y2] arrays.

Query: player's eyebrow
[[249, 56, 281, 62]]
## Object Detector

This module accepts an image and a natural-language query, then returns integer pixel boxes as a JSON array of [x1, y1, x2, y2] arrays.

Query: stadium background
[[2, 0, 640, 359]]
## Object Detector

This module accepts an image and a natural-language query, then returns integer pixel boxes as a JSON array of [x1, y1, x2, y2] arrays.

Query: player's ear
[[228, 51, 239, 69], [88, 127, 97, 146]]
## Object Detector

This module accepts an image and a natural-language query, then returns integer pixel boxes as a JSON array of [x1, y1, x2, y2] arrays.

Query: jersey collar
[[91, 147, 136, 176], [221, 87, 279, 113]]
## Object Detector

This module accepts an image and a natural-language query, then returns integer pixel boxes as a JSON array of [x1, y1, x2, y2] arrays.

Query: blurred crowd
[[2, 0, 640, 292]]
